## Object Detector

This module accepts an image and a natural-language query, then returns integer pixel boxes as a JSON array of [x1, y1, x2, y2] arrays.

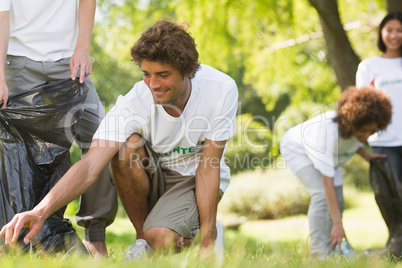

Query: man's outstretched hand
[[0, 210, 45, 245]]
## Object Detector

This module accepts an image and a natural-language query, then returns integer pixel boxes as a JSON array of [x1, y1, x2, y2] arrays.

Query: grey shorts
[[142, 144, 200, 239]]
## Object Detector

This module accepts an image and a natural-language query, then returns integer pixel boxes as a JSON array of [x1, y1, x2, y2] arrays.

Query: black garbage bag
[[370, 158, 402, 257], [0, 79, 89, 255]]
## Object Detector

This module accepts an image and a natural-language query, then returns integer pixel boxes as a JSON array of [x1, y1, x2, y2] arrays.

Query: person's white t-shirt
[[1, 0, 77, 61], [280, 111, 362, 186], [0, 1, 9, 11], [94, 64, 238, 192], [356, 56, 402, 147]]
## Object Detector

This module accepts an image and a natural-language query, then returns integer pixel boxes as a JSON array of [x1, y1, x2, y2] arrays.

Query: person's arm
[[322, 175, 345, 250], [357, 146, 386, 162], [355, 61, 372, 88], [70, 0, 96, 83], [195, 138, 226, 257], [0, 11, 9, 108], [0, 139, 121, 245]]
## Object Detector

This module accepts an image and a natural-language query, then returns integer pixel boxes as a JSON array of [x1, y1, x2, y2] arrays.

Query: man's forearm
[[33, 157, 101, 219], [0, 11, 10, 83], [33, 140, 120, 219], [76, 0, 96, 51], [195, 161, 221, 249]]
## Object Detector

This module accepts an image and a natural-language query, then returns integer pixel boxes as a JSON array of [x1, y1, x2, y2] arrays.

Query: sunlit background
[[63, 0, 391, 264]]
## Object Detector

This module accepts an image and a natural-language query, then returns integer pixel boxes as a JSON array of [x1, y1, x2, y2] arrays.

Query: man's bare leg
[[111, 134, 150, 240], [112, 134, 192, 254], [145, 227, 193, 253], [82, 240, 108, 259]]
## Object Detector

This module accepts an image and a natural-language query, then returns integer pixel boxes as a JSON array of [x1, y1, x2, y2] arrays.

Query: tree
[[387, 0, 402, 13], [308, 0, 402, 90], [308, 0, 360, 90]]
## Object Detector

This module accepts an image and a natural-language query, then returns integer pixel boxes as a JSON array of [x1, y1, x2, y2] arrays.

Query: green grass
[[0, 168, 397, 267]]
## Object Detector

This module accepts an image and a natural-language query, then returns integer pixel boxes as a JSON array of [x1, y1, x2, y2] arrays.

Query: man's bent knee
[[144, 227, 180, 250], [111, 133, 149, 168]]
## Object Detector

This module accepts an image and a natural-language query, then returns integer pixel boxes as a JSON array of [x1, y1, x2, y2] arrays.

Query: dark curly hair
[[377, 12, 402, 52], [334, 86, 392, 139], [130, 19, 201, 78]]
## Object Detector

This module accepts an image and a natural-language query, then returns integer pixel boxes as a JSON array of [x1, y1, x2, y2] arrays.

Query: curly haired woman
[[280, 86, 392, 258]]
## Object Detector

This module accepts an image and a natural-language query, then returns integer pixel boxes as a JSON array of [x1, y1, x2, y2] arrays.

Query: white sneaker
[[124, 239, 153, 261], [214, 221, 225, 262]]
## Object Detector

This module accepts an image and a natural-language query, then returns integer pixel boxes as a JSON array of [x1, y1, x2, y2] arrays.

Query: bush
[[219, 166, 310, 220], [220, 162, 362, 220]]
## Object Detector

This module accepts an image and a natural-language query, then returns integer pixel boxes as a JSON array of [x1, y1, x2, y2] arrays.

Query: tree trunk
[[387, 0, 402, 13], [308, 0, 361, 90]]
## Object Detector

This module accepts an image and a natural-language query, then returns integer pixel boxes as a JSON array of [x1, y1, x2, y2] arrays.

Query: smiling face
[[381, 19, 402, 54], [141, 60, 192, 116], [353, 122, 378, 143]]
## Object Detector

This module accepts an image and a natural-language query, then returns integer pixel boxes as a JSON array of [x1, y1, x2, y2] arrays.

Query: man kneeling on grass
[[0, 19, 238, 261]]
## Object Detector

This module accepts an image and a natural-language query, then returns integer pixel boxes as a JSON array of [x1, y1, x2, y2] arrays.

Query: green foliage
[[89, 32, 140, 107], [69, 142, 81, 165], [342, 154, 371, 192], [343, 186, 361, 211], [65, 198, 80, 216], [225, 114, 273, 174], [339, 0, 386, 62]]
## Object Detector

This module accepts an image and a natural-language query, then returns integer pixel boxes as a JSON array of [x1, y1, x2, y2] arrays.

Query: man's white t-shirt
[[356, 56, 402, 147], [1, 0, 77, 61], [94, 64, 238, 192], [0, 1, 9, 11], [280, 111, 362, 186]]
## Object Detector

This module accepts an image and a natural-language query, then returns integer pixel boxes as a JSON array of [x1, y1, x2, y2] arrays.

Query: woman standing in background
[[356, 12, 402, 179], [356, 12, 402, 256]]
